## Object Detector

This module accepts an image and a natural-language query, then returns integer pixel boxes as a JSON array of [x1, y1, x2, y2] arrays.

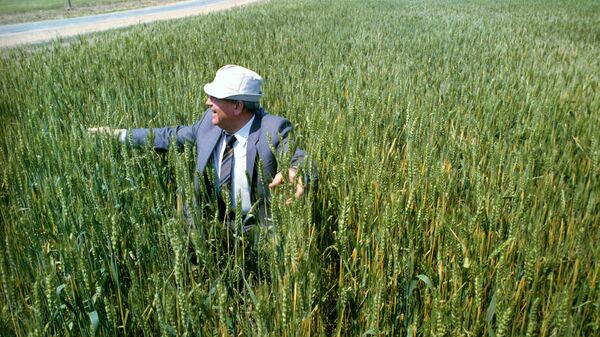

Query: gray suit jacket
[[126, 108, 309, 222]]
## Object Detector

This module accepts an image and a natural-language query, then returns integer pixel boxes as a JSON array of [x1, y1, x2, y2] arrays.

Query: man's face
[[206, 96, 239, 131]]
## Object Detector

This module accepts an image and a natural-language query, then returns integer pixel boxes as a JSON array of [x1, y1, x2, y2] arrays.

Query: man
[[89, 65, 312, 228]]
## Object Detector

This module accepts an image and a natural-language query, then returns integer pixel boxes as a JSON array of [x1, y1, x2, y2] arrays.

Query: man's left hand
[[269, 168, 304, 204]]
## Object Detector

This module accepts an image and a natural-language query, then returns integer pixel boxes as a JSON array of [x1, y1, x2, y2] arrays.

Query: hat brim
[[204, 83, 261, 102]]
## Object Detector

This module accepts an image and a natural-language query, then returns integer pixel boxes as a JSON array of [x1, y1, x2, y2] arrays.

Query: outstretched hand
[[268, 168, 304, 204], [87, 127, 125, 138]]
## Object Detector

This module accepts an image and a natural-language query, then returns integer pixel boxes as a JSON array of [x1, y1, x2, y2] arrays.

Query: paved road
[[0, 0, 261, 48]]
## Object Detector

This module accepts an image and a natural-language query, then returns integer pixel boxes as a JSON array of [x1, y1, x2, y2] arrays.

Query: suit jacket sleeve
[[124, 112, 209, 150], [276, 119, 306, 168], [262, 114, 317, 186]]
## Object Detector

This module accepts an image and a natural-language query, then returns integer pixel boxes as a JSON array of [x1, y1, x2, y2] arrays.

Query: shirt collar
[[230, 115, 254, 146]]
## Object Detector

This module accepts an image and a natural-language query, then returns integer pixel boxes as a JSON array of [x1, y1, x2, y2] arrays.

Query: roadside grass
[[0, 0, 183, 24]]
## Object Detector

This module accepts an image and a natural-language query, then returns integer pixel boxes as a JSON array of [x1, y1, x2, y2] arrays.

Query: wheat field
[[1, 0, 599, 336]]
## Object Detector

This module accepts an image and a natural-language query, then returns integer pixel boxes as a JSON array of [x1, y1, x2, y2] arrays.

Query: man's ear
[[233, 101, 244, 116], [233, 100, 245, 116]]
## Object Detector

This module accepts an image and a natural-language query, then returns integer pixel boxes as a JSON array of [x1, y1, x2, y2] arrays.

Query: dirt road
[[0, 0, 264, 48]]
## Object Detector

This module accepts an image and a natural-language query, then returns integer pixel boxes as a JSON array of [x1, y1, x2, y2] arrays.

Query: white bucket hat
[[203, 65, 263, 102]]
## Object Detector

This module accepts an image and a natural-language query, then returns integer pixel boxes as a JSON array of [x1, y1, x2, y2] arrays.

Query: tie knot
[[224, 133, 236, 147]]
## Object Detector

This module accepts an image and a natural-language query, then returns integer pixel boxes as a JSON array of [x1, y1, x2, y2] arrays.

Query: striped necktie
[[219, 133, 237, 192]]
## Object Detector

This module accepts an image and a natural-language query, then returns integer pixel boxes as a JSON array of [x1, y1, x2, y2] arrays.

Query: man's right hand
[[88, 127, 126, 139], [268, 168, 305, 205]]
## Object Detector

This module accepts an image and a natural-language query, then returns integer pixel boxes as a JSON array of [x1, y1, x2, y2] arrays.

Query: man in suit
[[89, 65, 312, 228]]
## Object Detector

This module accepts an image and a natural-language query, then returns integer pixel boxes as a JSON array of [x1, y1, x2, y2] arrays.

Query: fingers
[[288, 167, 297, 182], [270, 168, 305, 204], [289, 168, 304, 198], [294, 179, 305, 198], [87, 127, 124, 138], [268, 172, 285, 188], [88, 126, 112, 135]]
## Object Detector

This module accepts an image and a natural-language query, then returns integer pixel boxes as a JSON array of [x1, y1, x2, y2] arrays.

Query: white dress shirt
[[214, 116, 254, 214]]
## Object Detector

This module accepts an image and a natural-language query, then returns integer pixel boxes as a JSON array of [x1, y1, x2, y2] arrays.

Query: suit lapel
[[198, 124, 222, 172], [246, 112, 263, 183]]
